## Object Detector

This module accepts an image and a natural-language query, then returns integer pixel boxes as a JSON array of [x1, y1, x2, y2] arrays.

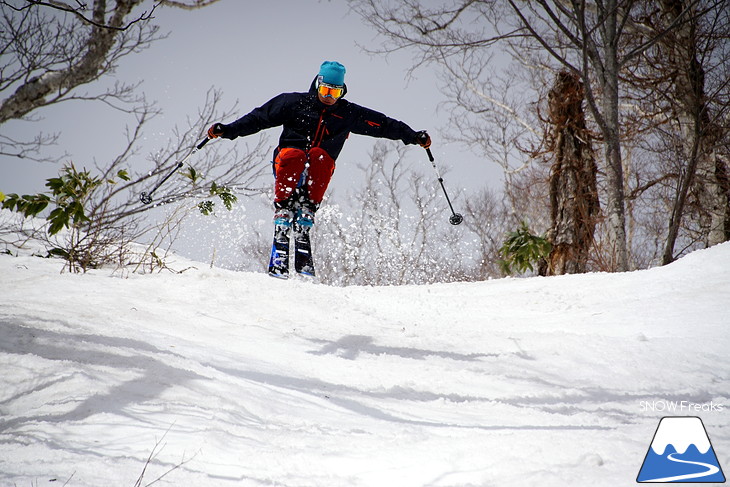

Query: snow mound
[[1, 241, 728, 487]]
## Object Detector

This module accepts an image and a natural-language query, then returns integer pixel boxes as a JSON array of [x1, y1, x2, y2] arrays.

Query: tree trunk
[[660, 0, 729, 264], [578, 0, 629, 271], [546, 72, 600, 275], [694, 141, 730, 247], [602, 0, 630, 271]]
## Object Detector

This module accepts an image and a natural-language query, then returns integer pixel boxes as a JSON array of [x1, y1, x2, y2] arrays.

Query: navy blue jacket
[[219, 79, 420, 160]]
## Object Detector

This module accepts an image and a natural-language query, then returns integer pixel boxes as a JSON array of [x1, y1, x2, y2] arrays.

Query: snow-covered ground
[[1, 236, 728, 486]]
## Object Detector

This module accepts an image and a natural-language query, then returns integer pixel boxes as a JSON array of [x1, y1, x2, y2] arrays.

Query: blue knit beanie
[[318, 61, 346, 86]]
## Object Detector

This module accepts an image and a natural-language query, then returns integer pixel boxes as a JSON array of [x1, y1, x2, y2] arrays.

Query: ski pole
[[425, 148, 463, 226], [140, 137, 210, 205]]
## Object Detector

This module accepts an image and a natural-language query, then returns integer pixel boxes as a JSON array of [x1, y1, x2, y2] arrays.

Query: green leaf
[[46, 177, 63, 193], [1, 193, 20, 211], [198, 200, 214, 215], [27, 196, 50, 216], [47, 247, 70, 259], [208, 182, 237, 211], [499, 220, 551, 275], [2, 193, 50, 217], [71, 201, 88, 224], [183, 166, 199, 184], [220, 192, 237, 211], [47, 207, 70, 235]]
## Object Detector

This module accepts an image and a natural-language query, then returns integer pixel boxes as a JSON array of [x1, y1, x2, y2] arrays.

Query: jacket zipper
[[312, 109, 327, 148]]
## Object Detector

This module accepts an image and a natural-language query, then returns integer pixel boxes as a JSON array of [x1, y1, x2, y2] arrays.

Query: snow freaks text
[[639, 400, 725, 413]]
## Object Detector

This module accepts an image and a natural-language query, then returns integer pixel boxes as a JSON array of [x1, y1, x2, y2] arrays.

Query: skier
[[207, 60, 431, 278]]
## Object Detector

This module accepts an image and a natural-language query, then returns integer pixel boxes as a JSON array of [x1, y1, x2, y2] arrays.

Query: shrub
[[499, 221, 551, 275]]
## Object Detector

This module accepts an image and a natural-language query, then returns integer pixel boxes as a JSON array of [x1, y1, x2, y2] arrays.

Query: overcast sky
[[2, 0, 503, 190], [1, 0, 503, 266]]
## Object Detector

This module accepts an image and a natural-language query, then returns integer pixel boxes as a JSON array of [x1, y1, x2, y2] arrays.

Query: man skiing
[[207, 60, 431, 279]]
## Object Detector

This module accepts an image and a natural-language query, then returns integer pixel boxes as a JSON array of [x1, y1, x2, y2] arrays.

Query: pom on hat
[[318, 61, 346, 86]]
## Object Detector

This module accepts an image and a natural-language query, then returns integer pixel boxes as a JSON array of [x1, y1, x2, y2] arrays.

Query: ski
[[294, 230, 315, 276], [268, 212, 292, 279], [293, 208, 315, 277], [267, 208, 316, 279], [267, 238, 289, 279]]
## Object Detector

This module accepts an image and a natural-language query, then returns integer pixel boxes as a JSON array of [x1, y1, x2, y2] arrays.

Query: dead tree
[[545, 72, 600, 275]]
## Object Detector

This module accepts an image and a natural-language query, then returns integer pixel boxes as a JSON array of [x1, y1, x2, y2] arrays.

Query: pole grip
[[426, 148, 435, 162]]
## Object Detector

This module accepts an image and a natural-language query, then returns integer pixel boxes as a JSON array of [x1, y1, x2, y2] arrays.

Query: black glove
[[415, 130, 431, 149], [207, 122, 226, 139]]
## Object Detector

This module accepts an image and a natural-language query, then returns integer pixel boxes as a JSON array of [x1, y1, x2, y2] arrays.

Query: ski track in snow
[[642, 452, 721, 482], [1, 239, 729, 487]]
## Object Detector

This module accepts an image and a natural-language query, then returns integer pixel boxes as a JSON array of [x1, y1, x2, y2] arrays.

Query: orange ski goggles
[[317, 82, 344, 99]]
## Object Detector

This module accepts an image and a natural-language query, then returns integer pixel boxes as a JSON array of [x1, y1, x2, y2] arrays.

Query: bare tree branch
[[1, 0, 159, 31], [350, 0, 729, 271], [158, 0, 223, 9], [0, 0, 159, 124], [0, 0, 221, 163]]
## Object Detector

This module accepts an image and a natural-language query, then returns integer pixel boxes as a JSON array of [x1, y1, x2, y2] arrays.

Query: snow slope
[[1, 240, 729, 487]]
